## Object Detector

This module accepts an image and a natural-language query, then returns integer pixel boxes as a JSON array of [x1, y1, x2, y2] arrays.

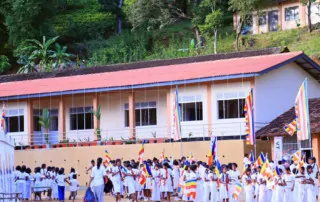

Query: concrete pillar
[[207, 84, 212, 136], [278, 5, 283, 30], [300, 4, 307, 27], [271, 137, 274, 161], [58, 98, 65, 141], [129, 92, 136, 140], [312, 134, 320, 162], [27, 100, 34, 145], [166, 90, 171, 138], [253, 11, 259, 34], [93, 94, 100, 140]]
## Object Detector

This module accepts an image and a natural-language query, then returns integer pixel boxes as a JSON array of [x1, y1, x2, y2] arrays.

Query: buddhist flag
[[249, 150, 255, 163], [260, 159, 271, 178], [144, 161, 152, 177], [292, 150, 301, 162], [232, 183, 243, 200], [159, 152, 165, 163], [245, 89, 255, 145], [139, 166, 147, 186], [185, 179, 197, 200], [173, 86, 182, 141], [1, 103, 7, 134], [284, 119, 297, 136], [208, 136, 217, 166], [215, 159, 222, 178], [137, 143, 144, 164], [104, 150, 112, 165], [295, 79, 311, 141], [256, 152, 266, 166], [273, 166, 280, 177]]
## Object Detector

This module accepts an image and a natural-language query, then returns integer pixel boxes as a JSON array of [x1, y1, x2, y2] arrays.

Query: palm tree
[[39, 108, 51, 145], [21, 36, 59, 72], [50, 43, 74, 69]]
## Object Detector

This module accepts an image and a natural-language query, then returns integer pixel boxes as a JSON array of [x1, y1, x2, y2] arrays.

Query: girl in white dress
[[160, 162, 173, 201], [284, 167, 295, 202], [228, 163, 241, 202], [296, 166, 307, 202], [18, 165, 27, 200], [143, 162, 153, 201], [25, 168, 31, 200], [133, 164, 142, 200], [242, 168, 254, 202], [219, 165, 230, 202], [208, 166, 219, 202], [52, 167, 59, 200], [187, 164, 199, 202], [195, 163, 203, 202], [151, 164, 161, 201], [182, 165, 191, 201], [257, 172, 267, 202], [112, 159, 124, 202], [173, 160, 181, 196], [33, 167, 43, 201], [124, 164, 136, 201], [203, 166, 210, 202], [274, 169, 286, 202], [305, 165, 317, 202]]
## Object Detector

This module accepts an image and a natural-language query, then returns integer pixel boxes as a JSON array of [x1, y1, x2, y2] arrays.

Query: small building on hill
[[233, 0, 320, 34], [0, 47, 319, 148], [257, 98, 320, 161]]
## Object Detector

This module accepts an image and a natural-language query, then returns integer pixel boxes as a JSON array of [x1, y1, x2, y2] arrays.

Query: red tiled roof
[[256, 98, 320, 137], [0, 52, 305, 98]]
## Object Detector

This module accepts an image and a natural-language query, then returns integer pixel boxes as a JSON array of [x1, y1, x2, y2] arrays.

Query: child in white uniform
[[182, 166, 190, 201], [208, 166, 219, 202], [112, 159, 124, 202], [257, 172, 267, 202], [284, 167, 295, 202], [305, 165, 317, 202], [52, 167, 59, 200], [172, 160, 181, 196], [124, 164, 136, 201], [33, 167, 43, 201], [242, 168, 254, 202], [203, 166, 211, 202], [219, 165, 229, 202], [274, 169, 286, 202], [228, 163, 241, 202], [160, 163, 173, 201], [151, 164, 161, 201], [25, 168, 31, 200], [296, 166, 308, 202]]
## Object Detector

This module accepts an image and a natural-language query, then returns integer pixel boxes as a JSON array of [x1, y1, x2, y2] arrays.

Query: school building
[[233, 0, 320, 34], [0, 47, 319, 148]]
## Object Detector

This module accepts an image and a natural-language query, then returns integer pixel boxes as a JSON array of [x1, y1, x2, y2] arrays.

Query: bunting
[[295, 78, 310, 141], [245, 89, 255, 145], [283, 119, 297, 136], [173, 86, 182, 141]]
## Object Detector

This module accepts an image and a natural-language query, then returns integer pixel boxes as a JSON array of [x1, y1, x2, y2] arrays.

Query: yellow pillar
[[58, 98, 65, 141], [93, 94, 100, 140], [129, 92, 136, 140], [27, 99, 34, 145]]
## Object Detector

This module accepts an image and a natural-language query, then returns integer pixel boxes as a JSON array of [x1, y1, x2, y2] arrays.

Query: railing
[[11, 122, 268, 148]]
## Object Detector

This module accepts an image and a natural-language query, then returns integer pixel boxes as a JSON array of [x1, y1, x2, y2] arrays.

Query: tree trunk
[[213, 29, 217, 54], [117, 0, 123, 35], [194, 26, 201, 46], [307, 1, 312, 33], [235, 18, 245, 51]]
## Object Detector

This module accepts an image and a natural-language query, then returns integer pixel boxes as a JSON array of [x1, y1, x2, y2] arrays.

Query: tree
[[50, 43, 74, 70], [98, 0, 123, 34], [300, 0, 316, 33], [200, 10, 223, 54], [0, 55, 11, 73], [229, 0, 270, 51], [39, 108, 51, 145], [1, 0, 57, 45], [93, 105, 102, 140]]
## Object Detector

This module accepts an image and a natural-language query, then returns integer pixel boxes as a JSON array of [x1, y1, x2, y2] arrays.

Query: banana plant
[[38, 108, 51, 145], [93, 105, 101, 140]]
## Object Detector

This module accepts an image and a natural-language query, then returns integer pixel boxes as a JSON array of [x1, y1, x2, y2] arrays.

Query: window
[[124, 102, 157, 127], [70, 107, 93, 130], [6, 109, 24, 133], [178, 95, 203, 122], [258, 12, 267, 26], [285, 6, 299, 21], [217, 92, 245, 119], [33, 109, 58, 132]]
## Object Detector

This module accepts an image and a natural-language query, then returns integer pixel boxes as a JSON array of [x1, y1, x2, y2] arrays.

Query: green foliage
[[50, 43, 75, 69], [200, 10, 224, 35], [0, 55, 11, 73], [87, 31, 148, 66], [1, 0, 57, 45], [39, 108, 51, 143]]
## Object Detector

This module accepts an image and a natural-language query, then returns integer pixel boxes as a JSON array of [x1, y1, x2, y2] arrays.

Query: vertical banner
[[274, 137, 283, 163]]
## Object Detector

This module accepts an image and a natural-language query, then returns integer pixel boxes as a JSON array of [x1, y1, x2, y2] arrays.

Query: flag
[[284, 119, 297, 136], [104, 150, 112, 165], [260, 159, 272, 178], [185, 179, 197, 200], [159, 152, 165, 163], [214, 159, 222, 178], [173, 86, 182, 141], [249, 150, 255, 163], [245, 89, 255, 145], [232, 183, 243, 200], [208, 136, 217, 166], [292, 150, 301, 162], [1, 103, 7, 134], [144, 161, 152, 177], [139, 166, 147, 186], [256, 152, 266, 166], [273, 166, 280, 177], [295, 79, 311, 141], [137, 143, 144, 164]]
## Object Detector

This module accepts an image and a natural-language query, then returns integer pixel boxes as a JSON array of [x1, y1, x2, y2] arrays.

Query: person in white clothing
[[219, 165, 229, 202], [202, 166, 211, 202], [305, 165, 317, 202], [89, 158, 106, 202], [284, 167, 295, 202], [124, 164, 136, 201], [228, 163, 241, 202], [274, 169, 286, 202], [160, 162, 173, 201], [296, 166, 308, 202], [307, 157, 319, 200], [243, 154, 251, 169], [208, 166, 219, 202], [151, 164, 161, 202], [69, 174, 79, 202], [242, 168, 254, 202], [112, 159, 124, 202]]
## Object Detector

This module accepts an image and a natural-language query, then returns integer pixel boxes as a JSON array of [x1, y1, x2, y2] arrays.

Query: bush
[[0, 55, 11, 73]]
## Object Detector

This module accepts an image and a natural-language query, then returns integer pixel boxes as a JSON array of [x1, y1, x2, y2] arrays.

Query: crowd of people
[[13, 164, 79, 201], [11, 153, 320, 202]]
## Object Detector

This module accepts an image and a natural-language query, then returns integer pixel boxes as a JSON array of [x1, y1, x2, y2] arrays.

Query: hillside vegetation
[[0, 0, 319, 74]]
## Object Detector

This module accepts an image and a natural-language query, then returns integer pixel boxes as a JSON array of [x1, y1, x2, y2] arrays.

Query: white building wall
[[211, 81, 251, 137], [310, 2, 320, 25], [255, 62, 320, 124]]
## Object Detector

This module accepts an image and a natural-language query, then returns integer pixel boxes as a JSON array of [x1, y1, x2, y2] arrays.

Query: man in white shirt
[[69, 174, 79, 202], [243, 154, 250, 168]]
